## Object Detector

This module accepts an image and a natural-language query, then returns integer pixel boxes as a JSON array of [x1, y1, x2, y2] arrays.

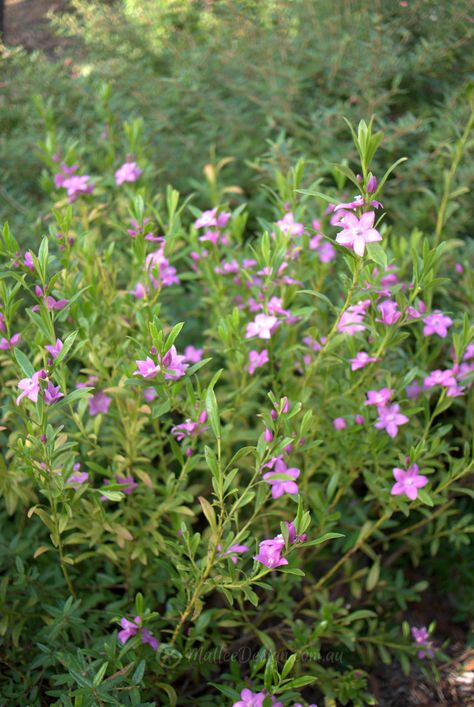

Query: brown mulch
[[3, 0, 71, 53]]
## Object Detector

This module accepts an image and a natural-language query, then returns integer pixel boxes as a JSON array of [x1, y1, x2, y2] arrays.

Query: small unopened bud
[[198, 410, 208, 424], [263, 428, 273, 443], [366, 175, 378, 193]]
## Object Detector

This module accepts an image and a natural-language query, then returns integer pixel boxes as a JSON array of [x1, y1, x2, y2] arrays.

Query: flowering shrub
[[0, 113, 473, 706]]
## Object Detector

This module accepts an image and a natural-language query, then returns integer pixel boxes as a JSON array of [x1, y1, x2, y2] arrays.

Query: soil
[[3, 0, 70, 54]]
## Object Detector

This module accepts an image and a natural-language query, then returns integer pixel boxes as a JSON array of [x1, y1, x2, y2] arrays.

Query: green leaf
[[14, 348, 35, 378], [303, 532, 344, 547]]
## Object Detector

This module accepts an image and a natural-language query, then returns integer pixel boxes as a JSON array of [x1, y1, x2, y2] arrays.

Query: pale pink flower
[[16, 370, 45, 405], [377, 300, 401, 325], [263, 459, 300, 498], [248, 349, 269, 374], [391, 464, 428, 500], [365, 388, 393, 406], [245, 313, 278, 340], [336, 211, 382, 256], [375, 403, 409, 438], [219, 544, 250, 565], [276, 212, 304, 237], [183, 346, 204, 364], [332, 417, 347, 430], [194, 208, 217, 229], [350, 351, 378, 371], [45, 338, 63, 360], [114, 161, 142, 186], [134, 357, 161, 379], [423, 369, 457, 388], [337, 308, 366, 335]]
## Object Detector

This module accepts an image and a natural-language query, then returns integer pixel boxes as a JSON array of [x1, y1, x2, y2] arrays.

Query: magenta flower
[[377, 299, 401, 325], [171, 415, 208, 442], [129, 282, 147, 299], [262, 459, 300, 498], [141, 628, 159, 650], [146, 248, 180, 288], [336, 211, 382, 256], [0, 333, 21, 350], [253, 537, 288, 569], [34, 286, 69, 311], [423, 369, 457, 388], [16, 370, 45, 405], [245, 313, 278, 340], [23, 251, 34, 271], [232, 689, 266, 707], [391, 464, 428, 500], [332, 417, 347, 430], [183, 345, 204, 364], [375, 403, 409, 438], [143, 387, 157, 402], [89, 391, 112, 416], [161, 345, 188, 380], [44, 381, 64, 405], [350, 351, 378, 371], [45, 338, 63, 360], [423, 311, 453, 338], [286, 521, 307, 544], [248, 349, 269, 374], [115, 161, 142, 186], [365, 388, 393, 406], [68, 467, 89, 487], [0, 313, 5, 332], [366, 175, 378, 193]]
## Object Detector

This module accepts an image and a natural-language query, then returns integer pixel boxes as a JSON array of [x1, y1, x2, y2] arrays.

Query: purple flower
[[68, 467, 89, 487], [423, 311, 453, 338], [24, 251, 34, 271], [115, 161, 142, 186], [130, 282, 147, 299], [161, 345, 188, 380], [411, 625, 434, 659], [146, 248, 180, 288], [171, 415, 208, 442], [375, 403, 409, 438], [248, 349, 269, 374], [34, 286, 69, 311], [423, 369, 457, 388], [116, 475, 138, 494], [61, 175, 94, 202], [332, 417, 347, 430], [0, 333, 21, 350], [262, 459, 300, 498], [286, 521, 307, 544], [45, 338, 63, 360], [365, 388, 393, 406], [366, 175, 378, 193], [118, 616, 159, 650], [16, 370, 45, 405], [253, 537, 288, 568], [44, 381, 64, 405], [141, 628, 159, 650], [350, 351, 378, 371], [335, 211, 382, 257], [89, 391, 112, 416], [245, 314, 278, 340], [377, 299, 401, 325], [143, 387, 157, 402], [391, 464, 428, 500]]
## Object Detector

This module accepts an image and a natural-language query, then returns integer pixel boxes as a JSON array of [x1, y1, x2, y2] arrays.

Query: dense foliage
[[1, 1, 474, 705]]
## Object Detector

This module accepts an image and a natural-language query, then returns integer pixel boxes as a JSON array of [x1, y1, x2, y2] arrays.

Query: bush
[[0, 108, 473, 705]]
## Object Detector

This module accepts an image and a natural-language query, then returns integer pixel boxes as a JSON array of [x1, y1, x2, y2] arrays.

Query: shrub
[[0, 109, 473, 705]]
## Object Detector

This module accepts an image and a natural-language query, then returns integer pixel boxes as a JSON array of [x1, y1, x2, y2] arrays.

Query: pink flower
[[411, 625, 434, 659], [365, 388, 393, 406], [318, 241, 337, 262], [88, 391, 112, 416], [232, 689, 266, 707], [423, 311, 453, 338], [375, 403, 409, 438], [366, 175, 378, 193], [335, 211, 382, 256], [68, 467, 89, 486], [423, 369, 457, 388], [391, 464, 428, 500], [245, 313, 278, 340], [377, 299, 401, 325], [129, 282, 147, 299], [0, 313, 5, 332], [286, 521, 307, 544], [355, 414, 365, 425], [171, 415, 208, 442], [34, 286, 69, 311], [45, 338, 63, 360], [23, 251, 34, 271], [194, 208, 217, 229], [276, 212, 304, 237], [143, 387, 157, 402], [16, 370, 46, 405], [44, 381, 64, 405], [118, 616, 159, 650], [134, 356, 161, 379], [146, 248, 180, 288], [263, 459, 300, 498], [253, 537, 288, 568], [61, 175, 94, 202], [219, 544, 250, 565], [332, 417, 347, 430], [337, 307, 366, 335], [248, 349, 269, 374], [183, 346, 204, 364], [160, 345, 188, 380], [114, 161, 142, 186], [350, 351, 378, 371]]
